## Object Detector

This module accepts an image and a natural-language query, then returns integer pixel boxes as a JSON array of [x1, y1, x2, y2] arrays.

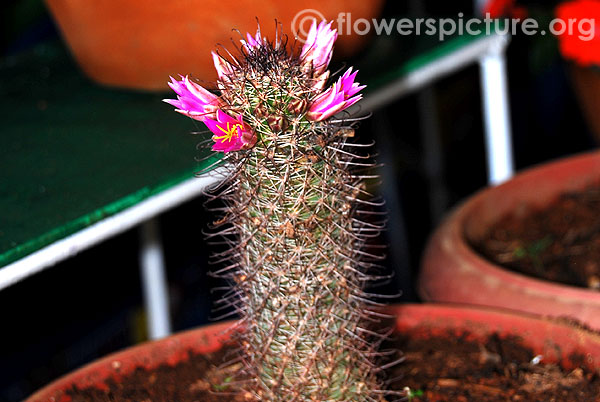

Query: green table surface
[[0, 21, 494, 268], [0, 43, 220, 267]]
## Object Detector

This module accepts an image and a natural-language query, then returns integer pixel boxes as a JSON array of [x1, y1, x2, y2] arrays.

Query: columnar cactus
[[166, 22, 391, 401]]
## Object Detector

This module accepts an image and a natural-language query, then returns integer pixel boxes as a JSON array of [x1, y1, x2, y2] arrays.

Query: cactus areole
[[166, 21, 392, 401]]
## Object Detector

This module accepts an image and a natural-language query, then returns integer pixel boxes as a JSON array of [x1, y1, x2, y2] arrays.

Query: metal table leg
[[139, 218, 172, 339], [479, 35, 515, 184]]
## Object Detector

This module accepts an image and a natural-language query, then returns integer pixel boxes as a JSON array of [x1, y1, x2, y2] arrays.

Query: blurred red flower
[[484, 0, 515, 18], [483, 0, 528, 19], [555, 0, 600, 66]]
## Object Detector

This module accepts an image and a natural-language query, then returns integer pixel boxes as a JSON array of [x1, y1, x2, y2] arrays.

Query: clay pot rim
[[394, 303, 600, 341], [394, 303, 600, 372], [434, 150, 600, 304], [25, 320, 236, 402], [26, 303, 600, 401]]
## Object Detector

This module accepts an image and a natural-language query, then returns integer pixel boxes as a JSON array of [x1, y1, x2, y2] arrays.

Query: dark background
[[0, 0, 595, 400]]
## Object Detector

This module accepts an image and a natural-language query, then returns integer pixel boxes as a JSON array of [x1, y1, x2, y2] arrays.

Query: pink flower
[[241, 28, 264, 52], [204, 110, 256, 152], [164, 75, 220, 121], [307, 67, 365, 121], [212, 52, 235, 80], [300, 20, 337, 76]]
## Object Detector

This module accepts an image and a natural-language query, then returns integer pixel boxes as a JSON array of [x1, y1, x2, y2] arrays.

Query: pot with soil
[[26, 304, 600, 401], [419, 151, 600, 330]]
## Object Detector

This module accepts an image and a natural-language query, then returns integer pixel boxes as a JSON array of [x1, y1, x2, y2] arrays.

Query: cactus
[[166, 22, 393, 401]]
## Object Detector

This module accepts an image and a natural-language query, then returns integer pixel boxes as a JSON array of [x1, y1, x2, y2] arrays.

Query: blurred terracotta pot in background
[[44, 0, 384, 91], [419, 151, 600, 331]]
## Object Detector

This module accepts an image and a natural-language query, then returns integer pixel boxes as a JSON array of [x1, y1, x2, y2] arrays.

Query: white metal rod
[[479, 37, 515, 184], [357, 34, 506, 113], [139, 218, 172, 340]]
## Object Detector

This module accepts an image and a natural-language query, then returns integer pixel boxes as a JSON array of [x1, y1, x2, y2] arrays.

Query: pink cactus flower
[[307, 67, 365, 121], [212, 52, 235, 81], [166, 23, 363, 151], [241, 28, 264, 52], [204, 110, 257, 152], [164, 75, 220, 121], [300, 20, 338, 76]]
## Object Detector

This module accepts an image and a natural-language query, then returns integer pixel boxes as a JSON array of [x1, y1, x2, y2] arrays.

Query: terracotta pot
[[43, 0, 384, 91], [570, 64, 600, 144], [25, 320, 234, 402], [26, 304, 600, 401], [393, 304, 600, 373], [419, 151, 600, 330]]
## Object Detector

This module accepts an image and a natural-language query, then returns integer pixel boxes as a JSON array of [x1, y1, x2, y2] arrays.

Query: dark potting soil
[[65, 332, 600, 402], [473, 184, 600, 290], [392, 332, 600, 401]]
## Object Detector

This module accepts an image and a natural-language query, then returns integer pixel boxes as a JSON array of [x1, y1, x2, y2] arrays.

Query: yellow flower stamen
[[214, 122, 242, 143]]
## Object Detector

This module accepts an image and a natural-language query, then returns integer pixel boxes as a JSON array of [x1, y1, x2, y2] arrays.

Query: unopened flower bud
[[267, 115, 288, 133], [288, 98, 308, 115]]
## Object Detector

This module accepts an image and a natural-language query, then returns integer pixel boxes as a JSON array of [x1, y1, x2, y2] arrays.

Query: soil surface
[[65, 332, 600, 401], [391, 332, 600, 401], [473, 184, 600, 290]]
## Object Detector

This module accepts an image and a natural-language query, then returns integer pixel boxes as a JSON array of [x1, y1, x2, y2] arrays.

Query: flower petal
[[212, 52, 234, 80], [241, 27, 264, 51], [307, 68, 365, 121], [301, 20, 338, 76], [163, 75, 220, 121], [205, 110, 256, 153]]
